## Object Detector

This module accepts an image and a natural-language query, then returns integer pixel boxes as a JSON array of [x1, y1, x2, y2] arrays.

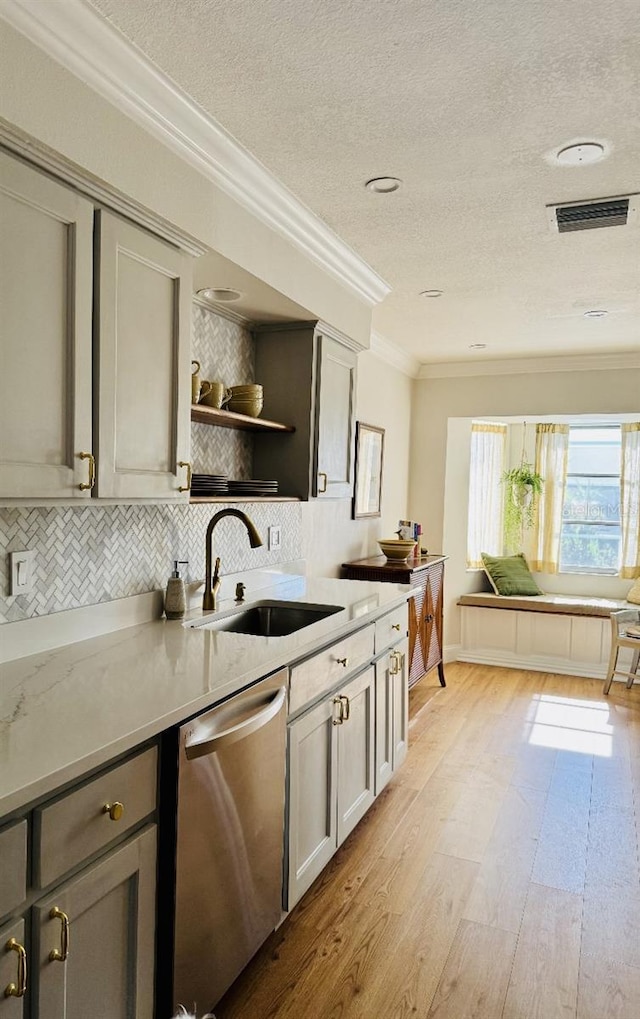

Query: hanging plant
[[502, 461, 544, 553]]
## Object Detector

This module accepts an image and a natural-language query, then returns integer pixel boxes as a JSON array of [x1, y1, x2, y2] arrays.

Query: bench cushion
[[457, 592, 630, 618]]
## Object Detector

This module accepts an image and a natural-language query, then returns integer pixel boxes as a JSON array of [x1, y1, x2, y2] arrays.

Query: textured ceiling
[[88, 0, 640, 363]]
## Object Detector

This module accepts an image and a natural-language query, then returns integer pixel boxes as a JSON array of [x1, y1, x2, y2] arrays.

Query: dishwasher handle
[[184, 686, 287, 759]]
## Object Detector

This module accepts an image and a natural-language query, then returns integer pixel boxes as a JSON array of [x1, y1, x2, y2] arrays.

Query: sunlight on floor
[[528, 694, 613, 757]]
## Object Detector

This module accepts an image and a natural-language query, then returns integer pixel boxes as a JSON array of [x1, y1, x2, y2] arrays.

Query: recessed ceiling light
[[583, 309, 608, 319], [419, 289, 443, 298], [469, 343, 487, 349], [197, 287, 243, 303], [555, 142, 606, 166], [365, 177, 402, 194]]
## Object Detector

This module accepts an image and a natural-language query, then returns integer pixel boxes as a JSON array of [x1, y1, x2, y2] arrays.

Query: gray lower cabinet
[[374, 639, 409, 795], [1, 918, 26, 1019], [32, 825, 156, 1019], [286, 665, 375, 909]]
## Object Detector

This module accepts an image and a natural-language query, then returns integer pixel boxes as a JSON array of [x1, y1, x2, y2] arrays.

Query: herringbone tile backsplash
[[0, 502, 302, 623], [1, 305, 302, 624]]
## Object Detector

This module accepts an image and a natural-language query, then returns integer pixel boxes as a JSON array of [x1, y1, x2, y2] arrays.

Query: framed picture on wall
[[353, 422, 385, 519]]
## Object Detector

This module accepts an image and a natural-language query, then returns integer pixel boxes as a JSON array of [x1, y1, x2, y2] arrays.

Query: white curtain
[[531, 424, 569, 574], [467, 423, 507, 568], [621, 423, 640, 579]]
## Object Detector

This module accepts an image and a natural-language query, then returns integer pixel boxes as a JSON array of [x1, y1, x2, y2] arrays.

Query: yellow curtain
[[530, 424, 569, 573], [620, 423, 640, 579], [466, 422, 507, 568]]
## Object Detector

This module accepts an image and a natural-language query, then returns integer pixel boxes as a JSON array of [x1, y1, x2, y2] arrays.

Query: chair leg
[[627, 647, 640, 689], [603, 643, 620, 695]]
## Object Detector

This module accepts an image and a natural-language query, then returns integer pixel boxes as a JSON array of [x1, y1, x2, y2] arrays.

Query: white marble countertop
[[0, 576, 410, 817]]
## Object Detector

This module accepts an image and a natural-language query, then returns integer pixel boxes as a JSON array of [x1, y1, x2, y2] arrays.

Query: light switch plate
[[268, 526, 282, 552], [10, 550, 36, 595]]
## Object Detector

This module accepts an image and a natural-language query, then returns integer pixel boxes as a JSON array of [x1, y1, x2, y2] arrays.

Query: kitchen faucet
[[203, 508, 263, 611]]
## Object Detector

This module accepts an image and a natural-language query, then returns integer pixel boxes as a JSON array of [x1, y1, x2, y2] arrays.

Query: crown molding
[[369, 332, 421, 377], [417, 351, 640, 379], [0, 0, 391, 308], [192, 293, 253, 328]]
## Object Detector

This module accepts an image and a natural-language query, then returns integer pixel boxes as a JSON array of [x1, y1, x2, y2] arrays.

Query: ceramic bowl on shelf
[[227, 397, 263, 417], [377, 538, 417, 561]]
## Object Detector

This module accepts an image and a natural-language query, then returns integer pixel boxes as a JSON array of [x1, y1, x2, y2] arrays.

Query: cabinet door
[[95, 210, 192, 499], [374, 653, 394, 795], [0, 918, 26, 1019], [424, 561, 445, 673], [32, 825, 156, 1019], [391, 639, 409, 772], [337, 666, 375, 845], [314, 335, 356, 499], [286, 698, 337, 909], [0, 151, 93, 499]]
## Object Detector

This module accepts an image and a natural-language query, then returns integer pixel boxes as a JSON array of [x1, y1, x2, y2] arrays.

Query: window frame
[[559, 424, 622, 576]]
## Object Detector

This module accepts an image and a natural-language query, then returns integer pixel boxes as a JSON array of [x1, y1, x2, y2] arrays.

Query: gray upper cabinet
[[253, 323, 359, 500], [94, 211, 192, 500], [0, 151, 94, 500], [0, 151, 193, 503]]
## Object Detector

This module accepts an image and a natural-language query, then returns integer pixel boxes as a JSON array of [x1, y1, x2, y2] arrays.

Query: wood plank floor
[[216, 664, 640, 1019]]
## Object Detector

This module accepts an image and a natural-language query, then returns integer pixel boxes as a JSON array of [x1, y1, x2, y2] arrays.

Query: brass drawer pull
[[4, 938, 27, 998], [336, 657, 349, 668], [389, 651, 400, 675], [178, 460, 192, 492], [49, 907, 70, 962], [340, 695, 350, 721], [391, 623, 401, 631], [318, 471, 328, 494], [332, 696, 344, 725], [103, 800, 124, 821], [78, 451, 95, 491]]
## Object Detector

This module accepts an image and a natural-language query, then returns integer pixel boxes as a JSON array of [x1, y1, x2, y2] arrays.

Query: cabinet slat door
[[314, 336, 356, 499], [337, 666, 375, 845], [424, 561, 444, 673], [374, 653, 394, 795], [286, 698, 337, 909], [95, 210, 191, 499], [0, 918, 26, 1019], [0, 152, 93, 499], [32, 825, 156, 1019]]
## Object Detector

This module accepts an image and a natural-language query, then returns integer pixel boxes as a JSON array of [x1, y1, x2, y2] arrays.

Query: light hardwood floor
[[216, 664, 640, 1019]]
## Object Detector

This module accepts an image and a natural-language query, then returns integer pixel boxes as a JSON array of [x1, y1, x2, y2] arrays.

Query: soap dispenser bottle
[[165, 560, 188, 619]]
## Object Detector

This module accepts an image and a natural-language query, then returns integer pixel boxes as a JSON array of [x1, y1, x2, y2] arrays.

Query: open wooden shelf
[[190, 404, 295, 433], [189, 495, 300, 503]]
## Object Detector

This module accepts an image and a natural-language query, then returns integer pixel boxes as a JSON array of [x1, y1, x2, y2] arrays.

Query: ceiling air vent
[[547, 194, 638, 234]]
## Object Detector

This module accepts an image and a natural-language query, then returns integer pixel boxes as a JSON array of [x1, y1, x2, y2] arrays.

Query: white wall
[[409, 367, 640, 648], [303, 349, 413, 576], [0, 20, 372, 347]]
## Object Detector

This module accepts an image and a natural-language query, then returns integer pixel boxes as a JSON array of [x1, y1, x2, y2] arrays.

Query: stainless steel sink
[[189, 600, 344, 636]]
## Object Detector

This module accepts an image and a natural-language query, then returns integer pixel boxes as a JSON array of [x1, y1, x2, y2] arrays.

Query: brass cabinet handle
[[178, 460, 192, 492], [49, 907, 70, 962], [103, 800, 124, 821], [389, 651, 399, 675], [4, 938, 27, 998], [318, 471, 328, 494], [332, 696, 344, 725], [391, 623, 401, 631], [336, 657, 349, 668], [78, 451, 95, 490], [340, 695, 350, 721]]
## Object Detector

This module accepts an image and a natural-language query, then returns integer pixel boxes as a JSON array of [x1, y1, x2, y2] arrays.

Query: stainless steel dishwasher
[[172, 668, 288, 1014]]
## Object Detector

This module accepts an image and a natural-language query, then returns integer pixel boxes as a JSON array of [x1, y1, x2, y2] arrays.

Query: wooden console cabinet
[[342, 555, 447, 688]]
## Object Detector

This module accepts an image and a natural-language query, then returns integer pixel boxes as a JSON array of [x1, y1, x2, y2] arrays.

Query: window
[[559, 426, 622, 574]]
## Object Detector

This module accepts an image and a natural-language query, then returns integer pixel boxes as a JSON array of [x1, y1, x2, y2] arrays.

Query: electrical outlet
[[10, 550, 36, 595], [268, 526, 282, 552]]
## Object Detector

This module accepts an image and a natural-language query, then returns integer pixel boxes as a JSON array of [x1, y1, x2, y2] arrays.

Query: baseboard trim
[[455, 649, 607, 680], [444, 643, 462, 664]]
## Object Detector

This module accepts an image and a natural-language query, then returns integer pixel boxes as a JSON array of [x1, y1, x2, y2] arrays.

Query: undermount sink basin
[[190, 600, 344, 636]]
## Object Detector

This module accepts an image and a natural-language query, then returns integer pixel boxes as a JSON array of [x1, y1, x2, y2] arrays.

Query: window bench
[[457, 592, 631, 679]]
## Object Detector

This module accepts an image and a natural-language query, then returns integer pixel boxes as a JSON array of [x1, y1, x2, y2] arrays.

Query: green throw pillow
[[480, 553, 543, 596]]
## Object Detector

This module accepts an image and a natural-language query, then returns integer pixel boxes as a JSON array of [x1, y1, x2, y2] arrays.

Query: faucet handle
[[212, 556, 221, 585], [235, 582, 246, 602]]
